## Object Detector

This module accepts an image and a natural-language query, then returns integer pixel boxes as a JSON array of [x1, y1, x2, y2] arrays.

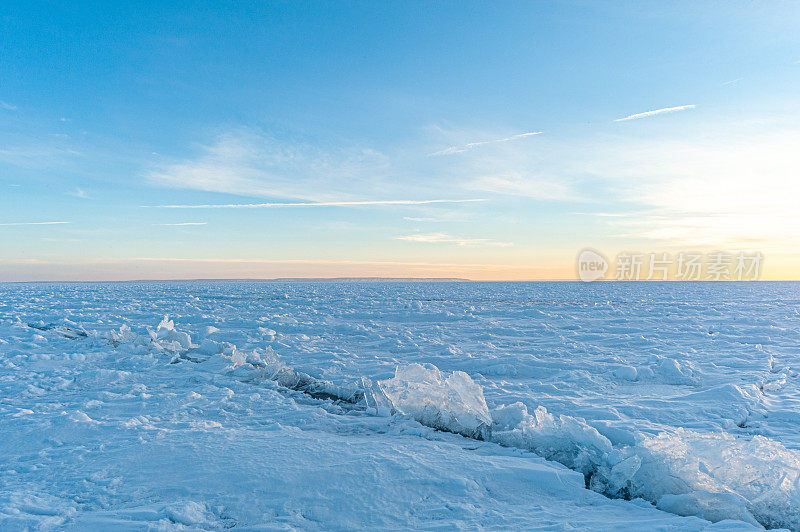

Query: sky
[[1, 1, 799, 281]]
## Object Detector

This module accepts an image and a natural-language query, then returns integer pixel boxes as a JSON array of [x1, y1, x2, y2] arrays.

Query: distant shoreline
[[0, 277, 476, 284]]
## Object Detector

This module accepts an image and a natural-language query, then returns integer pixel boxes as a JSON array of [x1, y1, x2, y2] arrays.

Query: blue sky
[[2, 1, 799, 280]]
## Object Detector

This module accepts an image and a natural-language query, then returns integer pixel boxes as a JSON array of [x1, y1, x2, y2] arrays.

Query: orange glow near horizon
[[2, 253, 799, 282]]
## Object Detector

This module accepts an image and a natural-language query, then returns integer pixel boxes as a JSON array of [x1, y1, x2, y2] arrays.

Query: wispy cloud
[[401, 209, 473, 223], [0, 100, 16, 111], [144, 199, 486, 209], [614, 105, 696, 122], [123, 257, 517, 267], [466, 173, 570, 200], [153, 222, 208, 226], [397, 232, 513, 247], [0, 221, 70, 226], [422, 125, 578, 201], [430, 131, 541, 156], [720, 78, 743, 86], [572, 212, 630, 217], [0, 256, 517, 270], [70, 188, 90, 199], [403, 216, 451, 223], [0, 146, 84, 169], [147, 130, 394, 202], [148, 128, 570, 207]]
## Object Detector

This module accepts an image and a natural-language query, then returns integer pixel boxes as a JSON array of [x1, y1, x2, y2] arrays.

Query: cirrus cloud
[[397, 232, 513, 247], [614, 105, 696, 122]]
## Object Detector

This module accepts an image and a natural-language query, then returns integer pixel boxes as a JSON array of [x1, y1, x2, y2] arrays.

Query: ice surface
[[0, 314, 718, 530], [2, 281, 800, 529]]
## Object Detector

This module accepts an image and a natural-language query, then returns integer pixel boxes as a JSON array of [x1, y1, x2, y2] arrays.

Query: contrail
[[430, 131, 541, 156], [144, 199, 487, 209], [153, 222, 208, 226], [614, 105, 696, 122], [0, 221, 70, 226]]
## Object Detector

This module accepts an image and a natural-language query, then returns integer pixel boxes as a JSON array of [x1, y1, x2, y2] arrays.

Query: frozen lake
[[1, 281, 798, 529]]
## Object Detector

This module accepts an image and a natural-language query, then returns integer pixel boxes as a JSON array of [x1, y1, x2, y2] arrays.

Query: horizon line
[[0, 277, 787, 284]]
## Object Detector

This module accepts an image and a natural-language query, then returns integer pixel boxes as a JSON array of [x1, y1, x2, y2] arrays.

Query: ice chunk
[[107, 324, 137, 347], [107, 317, 193, 354], [604, 455, 642, 494], [491, 402, 613, 475], [372, 363, 492, 438], [656, 491, 760, 528], [151, 315, 192, 352], [370, 362, 798, 528], [361, 376, 393, 415], [197, 338, 222, 355], [599, 428, 800, 530]]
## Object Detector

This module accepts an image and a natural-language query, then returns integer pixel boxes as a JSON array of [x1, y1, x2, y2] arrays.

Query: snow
[[2, 280, 800, 529]]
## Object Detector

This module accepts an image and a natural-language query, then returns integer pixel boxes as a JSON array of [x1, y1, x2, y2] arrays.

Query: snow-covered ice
[[2, 280, 799, 530]]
